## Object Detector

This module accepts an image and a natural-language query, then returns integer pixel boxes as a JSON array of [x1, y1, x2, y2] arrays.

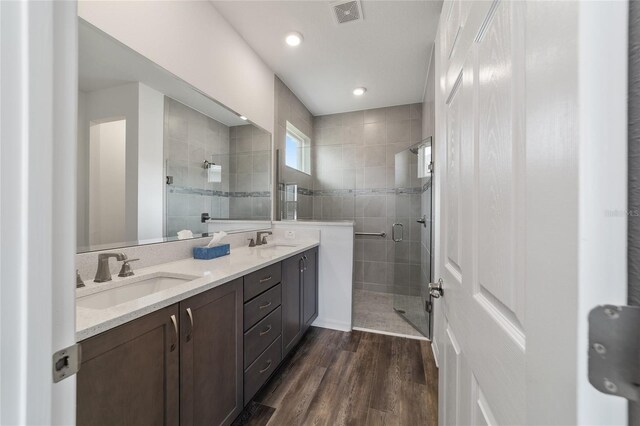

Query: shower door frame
[[392, 138, 434, 339]]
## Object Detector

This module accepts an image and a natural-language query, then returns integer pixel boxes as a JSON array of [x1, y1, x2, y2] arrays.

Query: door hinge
[[425, 299, 432, 314], [588, 304, 640, 401], [52, 343, 81, 383]]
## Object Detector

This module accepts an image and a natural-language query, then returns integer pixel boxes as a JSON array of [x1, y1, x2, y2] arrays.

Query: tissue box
[[193, 243, 230, 260]]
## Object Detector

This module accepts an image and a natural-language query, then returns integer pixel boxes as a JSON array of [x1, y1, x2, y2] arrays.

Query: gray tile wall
[[312, 103, 424, 296], [274, 76, 314, 219], [164, 97, 231, 238], [228, 124, 272, 220], [165, 98, 273, 235]]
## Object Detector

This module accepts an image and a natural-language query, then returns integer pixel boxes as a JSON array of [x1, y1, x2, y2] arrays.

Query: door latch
[[52, 343, 81, 383], [588, 304, 640, 401]]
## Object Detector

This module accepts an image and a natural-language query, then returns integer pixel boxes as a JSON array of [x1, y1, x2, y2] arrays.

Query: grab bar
[[355, 232, 386, 238]]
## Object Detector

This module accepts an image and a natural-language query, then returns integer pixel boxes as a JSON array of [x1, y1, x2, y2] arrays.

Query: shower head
[[409, 147, 420, 155]]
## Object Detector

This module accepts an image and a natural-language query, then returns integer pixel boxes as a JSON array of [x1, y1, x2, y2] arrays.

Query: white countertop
[[76, 240, 319, 341]]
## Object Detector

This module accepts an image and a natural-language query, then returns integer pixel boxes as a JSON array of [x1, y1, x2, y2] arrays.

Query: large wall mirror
[[77, 19, 272, 253]]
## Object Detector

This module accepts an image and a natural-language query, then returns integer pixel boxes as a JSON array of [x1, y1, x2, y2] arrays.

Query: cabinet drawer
[[244, 306, 282, 369], [244, 335, 282, 404], [244, 284, 281, 331], [244, 262, 281, 301]]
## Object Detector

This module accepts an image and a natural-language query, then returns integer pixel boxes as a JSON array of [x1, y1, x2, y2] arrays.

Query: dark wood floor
[[233, 327, 438, 426]]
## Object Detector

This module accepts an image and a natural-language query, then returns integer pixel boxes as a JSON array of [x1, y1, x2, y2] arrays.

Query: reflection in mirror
[[77, 19, 272, 253]]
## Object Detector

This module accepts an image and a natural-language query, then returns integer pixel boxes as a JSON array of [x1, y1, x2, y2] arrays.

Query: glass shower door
[[392, 139, 433, 338]]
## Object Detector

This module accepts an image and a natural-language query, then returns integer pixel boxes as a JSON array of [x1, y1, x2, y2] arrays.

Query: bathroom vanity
[[76, 243, 318, 426]]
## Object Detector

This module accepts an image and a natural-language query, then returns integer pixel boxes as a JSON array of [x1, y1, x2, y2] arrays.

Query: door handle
[[185, 307, 194, 342], [429, 278, 444, 298], [169, 314, 178, 352], [392, 223, 404, 242], [416, 215, 427, 227]]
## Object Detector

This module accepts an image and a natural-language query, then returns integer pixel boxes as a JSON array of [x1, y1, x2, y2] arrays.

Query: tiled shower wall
[[165, 98, 272, 237], [164, 97, 230, 237], [311, 104, 425, 295], [272, 80, 430, 296], [274, 76, 314, 219], [228, 124, 272, 220]]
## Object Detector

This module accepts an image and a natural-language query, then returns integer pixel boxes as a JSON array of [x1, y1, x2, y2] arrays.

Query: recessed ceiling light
[[353, 87, 367, 96], [239, 115, 248, 121], [285, 32, 303, 47]]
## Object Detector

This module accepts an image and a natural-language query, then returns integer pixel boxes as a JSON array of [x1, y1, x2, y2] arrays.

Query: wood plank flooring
[[233, 327, 438, 426]]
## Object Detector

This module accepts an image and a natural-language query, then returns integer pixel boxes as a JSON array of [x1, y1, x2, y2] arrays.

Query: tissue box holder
[[193, 243, 230, 260]]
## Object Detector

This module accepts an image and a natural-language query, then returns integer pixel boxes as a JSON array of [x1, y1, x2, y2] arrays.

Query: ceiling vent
[[330, 0, 363, 25]]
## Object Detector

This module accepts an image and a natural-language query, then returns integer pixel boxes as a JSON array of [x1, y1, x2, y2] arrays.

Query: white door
[[0, 1, 78, 424], [433, 1, 628, 424]]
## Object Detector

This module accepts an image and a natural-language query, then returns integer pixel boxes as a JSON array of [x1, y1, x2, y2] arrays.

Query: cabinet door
[[302, 247, 319, 328], [77, 305, 180, 426], [281, 254, 303, 357], [180, 278, 243, 426]]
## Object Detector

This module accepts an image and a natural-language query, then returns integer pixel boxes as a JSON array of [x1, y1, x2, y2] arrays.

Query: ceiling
[[212, 0, 442, 116], [79, 19, 248, 127]]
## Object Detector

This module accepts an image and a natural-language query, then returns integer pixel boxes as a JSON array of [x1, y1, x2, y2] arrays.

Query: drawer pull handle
[[186, 307, 194, 342], [170, 314, 178, 352], [259, 360, 272, 374], [259, 325, 272, 336], [259, 301, 272, 310], [259, 275, 272, 283]]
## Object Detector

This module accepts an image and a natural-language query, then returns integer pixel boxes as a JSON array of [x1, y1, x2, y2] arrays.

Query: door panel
[[437, 1, 526, 425], [302, 248, 318, 326], [442, 325, 461, 426], [180, 279, 243, 426], [77, 305, 180, 426], [282, 254, 303, 356]]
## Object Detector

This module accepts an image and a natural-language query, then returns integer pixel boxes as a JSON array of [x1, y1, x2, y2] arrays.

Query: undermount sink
[[77, 272, 199, 310], [258, 243, 299, 249]]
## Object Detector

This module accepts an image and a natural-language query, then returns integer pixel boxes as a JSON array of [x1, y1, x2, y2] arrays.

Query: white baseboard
[[312, 318, 352, 332]]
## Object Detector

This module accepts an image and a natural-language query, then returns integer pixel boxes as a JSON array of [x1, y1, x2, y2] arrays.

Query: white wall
[[82, 82, 139, 242], [272, 222, 354, 331], [78, 0, 275, 134], [77, 91, 89, 247], [137, 83, 165, 241], [89, 120, 127, 245]]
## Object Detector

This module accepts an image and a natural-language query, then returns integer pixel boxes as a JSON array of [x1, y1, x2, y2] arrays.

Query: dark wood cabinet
[[302, 247, 319, 327], [180, 278, 243, 426], [282, 247, 319, 358], [281, 254, 303, 357], [77, 304, 180, 426], [77, 247, 318, 425]]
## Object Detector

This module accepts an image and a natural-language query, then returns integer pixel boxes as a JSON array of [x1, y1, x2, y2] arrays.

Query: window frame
[[285, 121, 311, 175]]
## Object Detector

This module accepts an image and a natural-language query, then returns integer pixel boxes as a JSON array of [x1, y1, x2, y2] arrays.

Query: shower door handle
[[392, 223, 404, 242]]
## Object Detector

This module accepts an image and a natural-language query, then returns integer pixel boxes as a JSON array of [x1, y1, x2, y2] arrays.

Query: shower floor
[[352, 289, 427, 339]]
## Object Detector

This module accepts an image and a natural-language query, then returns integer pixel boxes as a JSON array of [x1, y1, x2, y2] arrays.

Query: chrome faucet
[[256, 231, 273, 246], [94, 252, 128, 283]]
